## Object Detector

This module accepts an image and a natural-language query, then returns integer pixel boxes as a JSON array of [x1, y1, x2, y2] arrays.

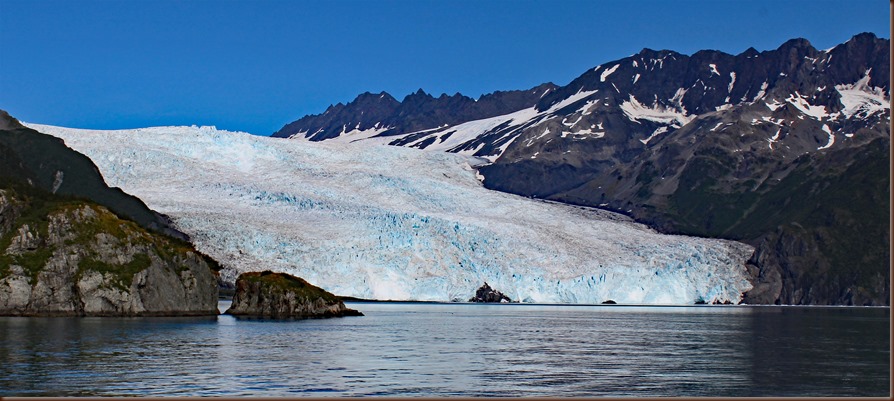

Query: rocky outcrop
[[0, 189, 219, 316], [225, 271, 363, 319], [469, 282, 512, 303]]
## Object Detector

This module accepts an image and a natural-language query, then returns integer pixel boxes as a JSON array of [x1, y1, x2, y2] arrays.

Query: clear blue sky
[[0, 0, 889, 135]]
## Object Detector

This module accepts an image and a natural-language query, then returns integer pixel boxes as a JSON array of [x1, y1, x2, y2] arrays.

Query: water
[[0, 301, 888, 397]]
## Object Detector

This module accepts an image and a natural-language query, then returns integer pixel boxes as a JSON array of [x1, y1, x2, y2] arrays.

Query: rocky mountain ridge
[[273, 83, 558, 141], [276, 33, 891, 305]]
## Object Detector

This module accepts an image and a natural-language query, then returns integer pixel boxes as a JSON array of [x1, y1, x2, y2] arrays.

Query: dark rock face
[[469, 282, 512, 303], [225, 271, 363, 319], [273, 83, 558, 139]]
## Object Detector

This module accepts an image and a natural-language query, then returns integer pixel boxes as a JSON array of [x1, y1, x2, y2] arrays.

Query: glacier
[[29, 123, 755, 304]]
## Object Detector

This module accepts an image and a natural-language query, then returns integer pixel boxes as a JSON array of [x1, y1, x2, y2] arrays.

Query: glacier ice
[[29, 123, 755, 304]]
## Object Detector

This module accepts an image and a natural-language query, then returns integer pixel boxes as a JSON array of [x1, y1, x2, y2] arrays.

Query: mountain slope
[[276, 33, 890, 305], [34, 124, 755, 305], [273, 83, 558, 141]]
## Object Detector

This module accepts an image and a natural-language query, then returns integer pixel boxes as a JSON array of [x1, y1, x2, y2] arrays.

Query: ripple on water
[[0, 303, 888, 396]]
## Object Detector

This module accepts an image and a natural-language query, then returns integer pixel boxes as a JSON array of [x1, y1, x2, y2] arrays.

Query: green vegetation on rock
[[77, 253, 152, 292], [241, 270, 338, 303], [226, 270, 362, 319]]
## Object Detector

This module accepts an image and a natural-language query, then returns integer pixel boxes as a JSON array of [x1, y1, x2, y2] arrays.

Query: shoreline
[[335, 297, 891, 309]]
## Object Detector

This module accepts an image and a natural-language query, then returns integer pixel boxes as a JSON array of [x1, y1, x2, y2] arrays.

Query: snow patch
[[620, 94, 694, 126], [752, 81, 768, 101], [639, 126, 668, 145], [786, 92, 829, 119], [765, 99, 783, 111], [835, 69, 890, 119], [600, 64, 620, 82], [402, 106, 540, 157], [562, 115, 582, 128], [561, 129, 605, 139], [546, 89, 599, 113], [330, 124, 390, 143], [525, 128, 552, 147], [817, 124, 834, 150], [767, 128, 781, 150], [708, 64, 719, 76]]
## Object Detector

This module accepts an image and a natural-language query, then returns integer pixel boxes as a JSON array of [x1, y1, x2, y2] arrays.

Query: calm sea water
[[0, 301, 889, 397]]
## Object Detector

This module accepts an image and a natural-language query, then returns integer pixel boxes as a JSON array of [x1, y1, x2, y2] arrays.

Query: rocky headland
[[0, 188, 220, 316]]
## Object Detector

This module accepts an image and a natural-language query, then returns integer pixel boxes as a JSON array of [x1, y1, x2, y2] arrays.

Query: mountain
[[0, 111, 220, 316], [272, 83, 558, 141], [34, 124, 755, 305], [276, 33, 890, 305]]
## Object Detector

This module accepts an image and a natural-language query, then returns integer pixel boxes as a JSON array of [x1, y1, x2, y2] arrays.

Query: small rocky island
[[469, 282, 512, 303], [225, 270, 363, 319]]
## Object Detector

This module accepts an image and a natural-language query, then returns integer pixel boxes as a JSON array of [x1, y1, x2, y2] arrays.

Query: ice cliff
[[31, 124, 755, 304]]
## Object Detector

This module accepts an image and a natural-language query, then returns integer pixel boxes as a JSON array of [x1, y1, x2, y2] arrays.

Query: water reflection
[[0, 303, 888, 396], [748, 306, 891, 396]]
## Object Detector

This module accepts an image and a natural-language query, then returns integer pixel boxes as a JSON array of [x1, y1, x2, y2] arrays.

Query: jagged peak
[[352, 91, 398, 104], [840, 31, 888, 49], [850, 32, 880, 42], [776, 37, 814, 52], [437, 92, 464, 100], [739, 47, 760, 57], [0, 109, 25, 130], [636, 48, 680, 58], [475, 82, 558, 99], [402, 88, 434, 102], [691, 48, 728, 58]]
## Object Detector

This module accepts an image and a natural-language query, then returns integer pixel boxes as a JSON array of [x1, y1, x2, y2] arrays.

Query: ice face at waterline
[[31, 124, 754, 304]]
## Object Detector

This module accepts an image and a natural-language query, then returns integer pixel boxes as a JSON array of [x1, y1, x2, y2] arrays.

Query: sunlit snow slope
[[31, 124, 755, 304]]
